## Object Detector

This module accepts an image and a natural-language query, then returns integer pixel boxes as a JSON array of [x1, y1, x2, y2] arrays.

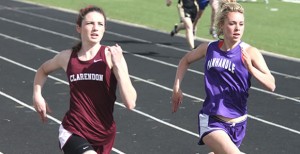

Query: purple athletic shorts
[[198, 113, 247, 147], [197, 0, 209, 10]]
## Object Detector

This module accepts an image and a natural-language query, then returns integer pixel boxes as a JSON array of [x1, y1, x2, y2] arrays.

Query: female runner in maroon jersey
[[33, 6, 137, 154]]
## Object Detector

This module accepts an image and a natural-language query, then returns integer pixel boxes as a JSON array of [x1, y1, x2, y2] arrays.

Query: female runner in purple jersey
[[33, 6, 137, 154], [171, 0, 275, 153]]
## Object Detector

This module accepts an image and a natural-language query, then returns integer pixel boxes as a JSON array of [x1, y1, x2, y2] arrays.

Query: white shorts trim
[[58, 124, 72, 149], [198, 113, 225, 139]]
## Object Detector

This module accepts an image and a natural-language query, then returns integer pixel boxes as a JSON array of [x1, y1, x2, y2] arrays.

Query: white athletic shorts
[[58, 124, 72, 149]]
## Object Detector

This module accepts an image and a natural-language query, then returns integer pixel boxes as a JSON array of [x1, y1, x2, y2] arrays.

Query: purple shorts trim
[[198, 113, 247, 147]]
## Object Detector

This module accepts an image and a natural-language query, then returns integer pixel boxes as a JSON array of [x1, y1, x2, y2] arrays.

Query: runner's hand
[[33, 94, 52, 123], [241, 47, 252, 71], [171, 89, 183, 113], [108, 44, 123, 67]]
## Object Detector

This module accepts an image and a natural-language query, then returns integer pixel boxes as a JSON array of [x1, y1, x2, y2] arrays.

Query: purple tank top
[[63, 45, 117, 146], [201, 40, 251, 118]]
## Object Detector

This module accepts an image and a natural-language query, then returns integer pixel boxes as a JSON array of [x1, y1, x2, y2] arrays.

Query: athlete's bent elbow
[[125, 101, 136, 110], [269, 84, 276, 92], [266, 76, 276, 92], [266, 81, 276, 92], [270, 78, 276, 92]]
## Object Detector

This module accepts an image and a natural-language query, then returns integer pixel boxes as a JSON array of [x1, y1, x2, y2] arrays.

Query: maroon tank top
[[63, 45, 117, 146]]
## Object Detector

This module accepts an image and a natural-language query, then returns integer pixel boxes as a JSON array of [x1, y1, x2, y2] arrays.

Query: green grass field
[[24, 0, 300, 59]]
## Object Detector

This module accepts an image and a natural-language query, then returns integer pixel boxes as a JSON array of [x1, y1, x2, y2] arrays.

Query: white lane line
[[2, 6, 300, 61], [0, 91, 125, 154], [115, 102, 199, 137], [1, 53, 300, 136], [270, 70, 300, 80], [0, 26, 298, 103], [1, 32, 300, 133], [125, 51, 300, 103], [0, 54, 199, 137], [1, 13, 300, 83], [1, 28, 299, 104], [0, 91, 61, 124], [0, 16, 77, 40], [0, 54, 297, 154], [5, 3, 300, 63]]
